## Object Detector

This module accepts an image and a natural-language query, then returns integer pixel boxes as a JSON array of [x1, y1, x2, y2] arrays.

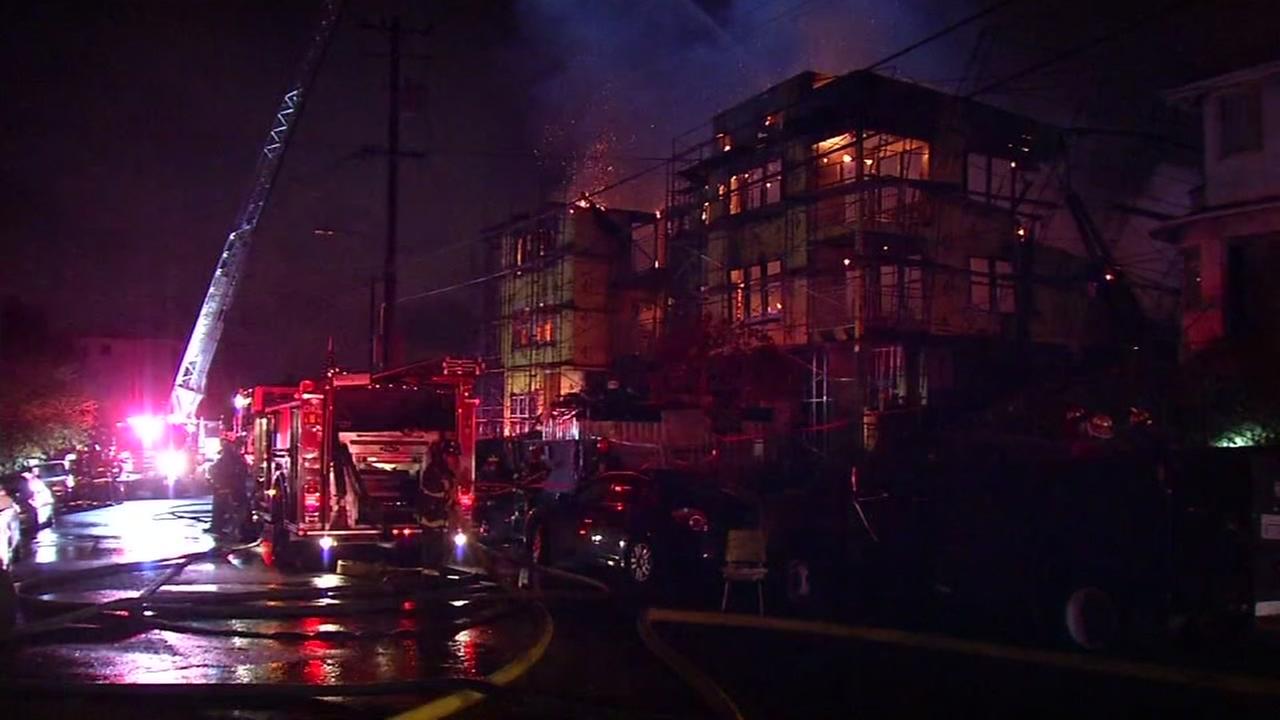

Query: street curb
[[389, 602, 554, 720]]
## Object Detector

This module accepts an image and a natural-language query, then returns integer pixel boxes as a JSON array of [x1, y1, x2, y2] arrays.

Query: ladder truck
[[170, 0, 344, 422]]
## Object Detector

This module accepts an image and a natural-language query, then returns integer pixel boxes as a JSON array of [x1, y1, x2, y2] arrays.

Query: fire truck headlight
[[453, 531, 468, 548], [318, 536, 335, 550], [157, 449, 188, 479]]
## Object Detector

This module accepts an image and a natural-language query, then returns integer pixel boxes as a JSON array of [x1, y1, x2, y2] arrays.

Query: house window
[[512, 310, 533, 348], [966, 154, 1019, 202], [728, 159, 782, 215], [729, 259, 783, 321], [968, 257, 1015, 313], [1220, 89, 1262, 157], [729, 175, 743, 215], [511, 228, 553, 267], [509, 393, 538, 419], [512, 310, 555, 348], [1183, 245, 1202, 308], [872, 258, 924, 320], [535, 312, 556, 344], [814, 133, 856, 188], [863, 133, 929, 180], [868, 345, 907, 411]]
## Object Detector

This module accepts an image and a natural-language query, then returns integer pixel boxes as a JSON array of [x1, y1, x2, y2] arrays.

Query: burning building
[[663, 70, 1104, 452], [478, 201, 664, 437]]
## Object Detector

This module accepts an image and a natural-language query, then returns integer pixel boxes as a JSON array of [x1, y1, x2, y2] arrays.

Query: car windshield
[[30, 463, 67, 478]]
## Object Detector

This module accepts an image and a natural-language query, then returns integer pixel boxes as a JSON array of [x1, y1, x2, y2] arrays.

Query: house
[[74, 336, 182, 423], [477, 201, 663, 437], [663, 70, 1102, 452], [1157, 59, 1280, 354]]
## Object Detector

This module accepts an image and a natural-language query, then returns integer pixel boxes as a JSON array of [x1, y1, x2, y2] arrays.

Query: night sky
[[2, 0, 1278, 414]]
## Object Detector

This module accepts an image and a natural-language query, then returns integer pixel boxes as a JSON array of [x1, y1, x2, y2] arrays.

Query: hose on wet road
[[2, 535, 683, 719], [4, 526, 734, 720]]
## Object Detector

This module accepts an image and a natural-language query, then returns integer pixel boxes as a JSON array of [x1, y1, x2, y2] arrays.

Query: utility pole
[[379, 15, 401, 372], [363, 15, 428, 371]]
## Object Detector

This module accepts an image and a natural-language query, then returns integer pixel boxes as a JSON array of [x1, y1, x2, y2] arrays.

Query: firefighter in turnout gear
[[210, 438, 251, 540], [418, 439, 460, 569]]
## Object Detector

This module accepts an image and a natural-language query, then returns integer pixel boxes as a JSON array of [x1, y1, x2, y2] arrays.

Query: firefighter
[[209, 438, 250, 539], [418, 439, 460, 569]]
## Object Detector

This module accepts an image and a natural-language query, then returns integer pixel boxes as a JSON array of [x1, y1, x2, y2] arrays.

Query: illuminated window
[[814, 133, 855, 188], [729, 175, 743, 215], [729, 268, 745, 321], [511, 228, 553, 267], [729, 259, 783, 321], [512, 310, 533, 348], [969, 257, 1015, 314], [864, 134, 929, 180], [509, 394, 538, 419], [535, 313, 556, 344]]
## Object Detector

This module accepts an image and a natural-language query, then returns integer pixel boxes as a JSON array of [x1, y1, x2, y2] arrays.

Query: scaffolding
[[663, 69, 1070, 452], [482, 202, 664, 438]]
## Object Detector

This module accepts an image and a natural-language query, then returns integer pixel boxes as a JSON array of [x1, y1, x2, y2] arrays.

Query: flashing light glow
[[157, 448, 188, 479], [452, 531, 468, 548], [233, 394, 251, 410], [841, 153, 853, 163], [318, 536, 335, 550], [127, 414, 165, 447], [843, 258, 851, 266]]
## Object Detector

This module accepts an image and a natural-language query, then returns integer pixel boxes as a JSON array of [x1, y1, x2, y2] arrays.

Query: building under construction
[[477, 201, 664, 438], [663, 70, 1106, 454]]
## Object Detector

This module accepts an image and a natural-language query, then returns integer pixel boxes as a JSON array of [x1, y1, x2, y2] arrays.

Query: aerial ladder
[[170, 0, 344, 421]]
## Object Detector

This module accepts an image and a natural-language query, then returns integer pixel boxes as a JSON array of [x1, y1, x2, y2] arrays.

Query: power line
[[967, 0, 1208, 98], [389, 0, 1070, 304], [865, 0, 1023, 72]]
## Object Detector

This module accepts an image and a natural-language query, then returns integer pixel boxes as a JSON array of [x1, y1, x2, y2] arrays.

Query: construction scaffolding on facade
[[665, 70, 1103, 456], [478, 200, 664, 439]]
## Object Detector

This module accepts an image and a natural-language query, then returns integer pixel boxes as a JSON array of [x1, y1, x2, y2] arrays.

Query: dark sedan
[[526, 469, 757, 588]]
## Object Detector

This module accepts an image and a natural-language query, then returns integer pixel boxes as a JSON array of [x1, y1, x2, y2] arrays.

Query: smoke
[[516, 0, 969, 210]]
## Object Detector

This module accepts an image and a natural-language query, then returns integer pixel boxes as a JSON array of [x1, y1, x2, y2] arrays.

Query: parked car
[[0, 484, 21, 571], [28, 460, 75, 500], [525, 469, 757, 588], [0, 471, 55, 533]]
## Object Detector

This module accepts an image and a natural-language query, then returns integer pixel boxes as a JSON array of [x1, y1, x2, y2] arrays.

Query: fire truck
[[247, 358, 480, 566]]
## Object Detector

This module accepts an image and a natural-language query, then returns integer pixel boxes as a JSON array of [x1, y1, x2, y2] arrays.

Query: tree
[[0, 299, 96, 469], [1173, 337, 1280, 448]]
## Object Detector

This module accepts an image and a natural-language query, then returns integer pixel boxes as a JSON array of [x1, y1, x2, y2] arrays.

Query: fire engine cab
[[247, 358, 480, 566]]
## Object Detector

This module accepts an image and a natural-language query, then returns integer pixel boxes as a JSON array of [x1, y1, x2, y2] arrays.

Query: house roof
[[1165, 58, 1280, 105]]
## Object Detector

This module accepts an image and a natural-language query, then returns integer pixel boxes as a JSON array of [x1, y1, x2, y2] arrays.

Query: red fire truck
[[248, 358, 480, 566]]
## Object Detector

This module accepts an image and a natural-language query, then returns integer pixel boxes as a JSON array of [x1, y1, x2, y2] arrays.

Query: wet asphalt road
[[3, 497, 549, 718], [6, 498, 1280, 719]]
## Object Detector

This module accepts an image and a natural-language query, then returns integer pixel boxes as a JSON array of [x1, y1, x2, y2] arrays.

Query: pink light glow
[[126, 414, 164, 447]]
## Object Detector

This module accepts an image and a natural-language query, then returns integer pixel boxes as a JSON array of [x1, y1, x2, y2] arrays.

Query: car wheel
[[1064, 586, 1120, 650], [786, 558, 814, 609], [625, 540, 656, 585]]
